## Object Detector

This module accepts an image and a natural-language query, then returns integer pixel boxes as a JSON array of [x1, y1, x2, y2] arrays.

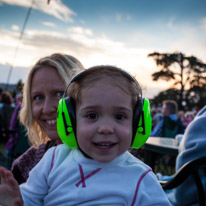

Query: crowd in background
[[0, 87, 29, 164], [151, 103, 197, 131], [0, 86, 198, 165]]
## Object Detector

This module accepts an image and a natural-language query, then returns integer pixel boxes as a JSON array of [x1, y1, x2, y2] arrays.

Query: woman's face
[[31, 67, 65, 143]]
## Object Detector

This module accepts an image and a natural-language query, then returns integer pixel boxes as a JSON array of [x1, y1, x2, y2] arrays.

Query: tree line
[[148, 52, 206, 110], [3, 52, 206, 111]]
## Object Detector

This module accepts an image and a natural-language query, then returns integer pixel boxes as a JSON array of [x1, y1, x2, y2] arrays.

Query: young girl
[[0, 66, 170, 205]]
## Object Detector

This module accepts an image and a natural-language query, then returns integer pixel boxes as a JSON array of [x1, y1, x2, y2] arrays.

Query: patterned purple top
[[11, 140, 56, 184]]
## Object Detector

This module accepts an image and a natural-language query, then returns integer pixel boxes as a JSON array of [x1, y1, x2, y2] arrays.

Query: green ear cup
[[57, 98, 78, 148], [131, 98, 152, 148]]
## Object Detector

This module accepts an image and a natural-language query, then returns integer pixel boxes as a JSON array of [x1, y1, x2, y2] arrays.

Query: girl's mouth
[[94, 142, 116, 149]]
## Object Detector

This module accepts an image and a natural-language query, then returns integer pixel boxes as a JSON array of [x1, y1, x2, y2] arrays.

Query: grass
[[129, 148, 176, 176], [154, 164, 175, 175]]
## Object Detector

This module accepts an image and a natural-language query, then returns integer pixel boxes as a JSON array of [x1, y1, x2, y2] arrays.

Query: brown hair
[[162, 100, 178, 114], [1, 91, 13, 105], [68, 66, 141, 110]]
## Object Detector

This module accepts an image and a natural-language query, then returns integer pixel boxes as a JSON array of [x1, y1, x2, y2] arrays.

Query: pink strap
[[131, 169, 152, 205], [49, 146, 57, 172]]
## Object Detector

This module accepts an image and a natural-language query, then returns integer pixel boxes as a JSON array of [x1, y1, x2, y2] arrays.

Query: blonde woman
[[11, 53, 85, 184]]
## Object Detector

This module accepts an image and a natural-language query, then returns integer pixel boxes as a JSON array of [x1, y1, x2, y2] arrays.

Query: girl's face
[[76, 79, 133, 163], [31, 67, 65, 143]]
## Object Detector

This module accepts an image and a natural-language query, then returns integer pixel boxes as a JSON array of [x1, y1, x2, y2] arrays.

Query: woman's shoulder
[[12, 146, 37, 165], [12, 142, 50, 173], [11, 146, 39, 184]]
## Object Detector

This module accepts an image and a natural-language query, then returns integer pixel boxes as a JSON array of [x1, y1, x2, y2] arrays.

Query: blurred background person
[[151, 107, 162, 129], [0, 91, 15, 143], [6, 92, 30, 163], [151, 100, 185, 138]]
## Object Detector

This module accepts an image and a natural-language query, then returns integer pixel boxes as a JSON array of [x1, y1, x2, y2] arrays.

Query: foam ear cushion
[[57, 98, 78, 148], [132, 98, 143, 138], [65, 97, 76, 132], [131, 98, 152, 148]]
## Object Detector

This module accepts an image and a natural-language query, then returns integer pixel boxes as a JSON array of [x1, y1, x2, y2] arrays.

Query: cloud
[[201, 17, 206, 32], [11, 24, 19, 31], [42, 21, 56, 28], [0, 22, 205, 98], [166, 24, 206, 61], [115, 13, 122, 22], [115, 13, 132, 22], [0, 26, 158, 97], [0, 0, 76, 22], [126, 15, 132, 21], [167, 16, 176, 29], [0, 63, 29, 85], [0, 29, 19, 48]]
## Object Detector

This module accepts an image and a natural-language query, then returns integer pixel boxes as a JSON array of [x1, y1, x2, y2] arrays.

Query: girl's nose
[[97, 118, 114, 134]]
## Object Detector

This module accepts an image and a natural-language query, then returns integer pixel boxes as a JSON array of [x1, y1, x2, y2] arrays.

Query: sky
[[0, 0, 206, 98]]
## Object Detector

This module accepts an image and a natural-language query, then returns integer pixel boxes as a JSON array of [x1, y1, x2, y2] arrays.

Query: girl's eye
[[115, 114, 126, 121], [86, 113, 98, 120], [57, 91, 64, 98]]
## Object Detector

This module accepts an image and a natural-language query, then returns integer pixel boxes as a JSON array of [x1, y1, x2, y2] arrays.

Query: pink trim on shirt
[[76, 164, 101, 187], [131, 169, 152, 205], [78, 164, 86, 187], [49, 146, 57, 172]]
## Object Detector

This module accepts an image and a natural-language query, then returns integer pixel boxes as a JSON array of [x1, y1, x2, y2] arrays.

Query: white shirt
[[20, 144, 170, 206]]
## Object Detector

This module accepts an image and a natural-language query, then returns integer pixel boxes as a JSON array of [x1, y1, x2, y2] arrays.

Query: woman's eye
[[115, 114, 126, 121], [33, 95, 43, 101], [57, 91, 64, 98], [86, 113, 98, 119]]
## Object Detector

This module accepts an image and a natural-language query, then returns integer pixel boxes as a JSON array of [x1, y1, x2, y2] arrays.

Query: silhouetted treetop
[[148, 51, 206, 109]]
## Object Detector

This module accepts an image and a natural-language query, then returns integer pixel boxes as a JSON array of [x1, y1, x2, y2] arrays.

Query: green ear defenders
[[57, 65, 152, 149]]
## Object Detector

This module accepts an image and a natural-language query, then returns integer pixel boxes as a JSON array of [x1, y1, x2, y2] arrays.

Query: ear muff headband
[[57, 65, 152, 149]]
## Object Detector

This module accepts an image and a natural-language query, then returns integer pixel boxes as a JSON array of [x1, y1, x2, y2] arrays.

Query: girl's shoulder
[[125, 151, 152, 171], [46, 144, 72, 162]]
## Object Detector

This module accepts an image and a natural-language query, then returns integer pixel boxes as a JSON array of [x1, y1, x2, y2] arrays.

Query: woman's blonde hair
[[20, 53, 84, 147]]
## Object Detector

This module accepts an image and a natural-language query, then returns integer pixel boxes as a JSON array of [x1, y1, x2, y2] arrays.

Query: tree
[[148, 52, 206, 109], [150, 88, 181, 106], [15, 80, 24, 93], [11, 80, 24, 99]]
